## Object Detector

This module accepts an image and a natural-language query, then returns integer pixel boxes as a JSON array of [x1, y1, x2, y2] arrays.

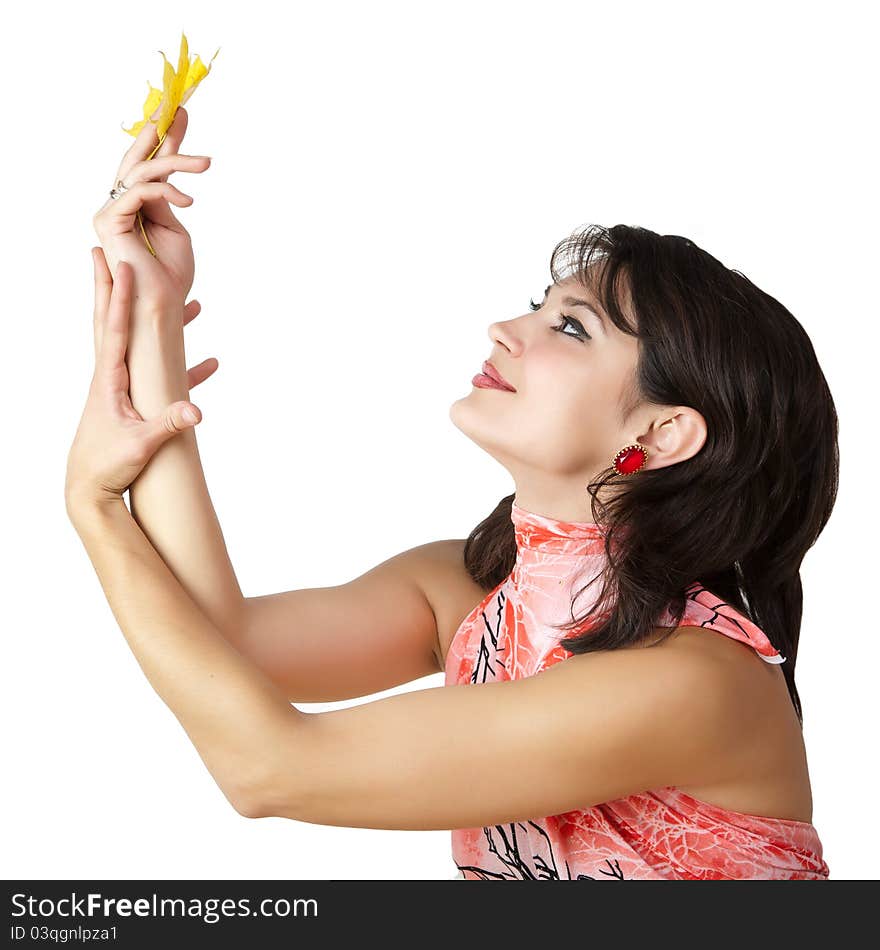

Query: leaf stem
[[135, 132, 169, 259]]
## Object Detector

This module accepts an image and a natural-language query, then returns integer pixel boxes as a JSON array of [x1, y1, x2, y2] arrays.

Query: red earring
[[612, 442, 649, 475]]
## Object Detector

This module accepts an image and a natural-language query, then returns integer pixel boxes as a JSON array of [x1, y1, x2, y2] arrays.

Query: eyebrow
[[544, 284, 608, 334]]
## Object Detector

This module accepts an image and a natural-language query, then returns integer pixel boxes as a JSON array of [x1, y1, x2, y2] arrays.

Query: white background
[[1, 0, 875, 880]]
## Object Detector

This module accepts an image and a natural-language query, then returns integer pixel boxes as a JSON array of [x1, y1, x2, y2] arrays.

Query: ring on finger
[[109, 178, 130, 201]]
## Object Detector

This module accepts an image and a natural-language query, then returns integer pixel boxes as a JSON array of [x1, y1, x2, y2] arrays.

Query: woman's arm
[[66, 494, 745, 831], [92, 104, 246, 642], [125, 304, 247, 640], [253, 620, 750, 831], [66, 493, 299, 815]]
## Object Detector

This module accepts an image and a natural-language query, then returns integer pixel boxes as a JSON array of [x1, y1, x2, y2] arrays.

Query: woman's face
[[449, 274, 644, 520]]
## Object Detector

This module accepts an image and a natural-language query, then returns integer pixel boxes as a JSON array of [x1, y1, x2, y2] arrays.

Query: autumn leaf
[[120, 32, 219, 256]]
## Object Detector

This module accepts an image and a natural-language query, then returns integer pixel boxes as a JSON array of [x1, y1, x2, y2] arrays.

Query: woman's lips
[[472, 373, 516, 391], [480, 360, 516, 391]]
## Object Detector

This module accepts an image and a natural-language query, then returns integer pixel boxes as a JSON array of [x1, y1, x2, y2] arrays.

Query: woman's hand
[[92, 106, 211, 313], [66, 248, 218, 510]]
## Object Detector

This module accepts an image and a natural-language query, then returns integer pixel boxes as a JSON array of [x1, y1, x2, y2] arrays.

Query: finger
[[148, 400, 201, 448], [94, 181, 193, 236], [182, 299, 202, 326], [98, 155, 206, 231], [99, 261, 134, 377], [140, 399, 202, 461], [116, 101, 171, 181], [153, 106, 189, 160], [92, 247, 113, 361], [122, 153, 211, 188], [187, 357, 219, 389], [91, 231, 157, 290]]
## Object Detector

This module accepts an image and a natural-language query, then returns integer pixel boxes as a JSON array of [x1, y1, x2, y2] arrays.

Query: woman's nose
[[488, 318, 523, 355]]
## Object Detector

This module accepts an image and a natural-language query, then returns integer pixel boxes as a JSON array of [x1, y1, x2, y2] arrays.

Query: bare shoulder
[[399, 539, 488, 673], [641, 624, 794, 732], [650, 625, 790, 702], [645, 625, 813, 821]]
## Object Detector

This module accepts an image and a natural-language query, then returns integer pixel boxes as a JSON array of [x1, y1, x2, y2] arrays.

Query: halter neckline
[[510, 499, 607, 554]]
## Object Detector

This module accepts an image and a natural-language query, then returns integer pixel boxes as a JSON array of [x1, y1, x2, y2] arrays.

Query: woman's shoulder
[[406, 538, 491, 670], [641, 626, 814, 822], [408, 539, 495, 671], [641, 624, 788, 718]]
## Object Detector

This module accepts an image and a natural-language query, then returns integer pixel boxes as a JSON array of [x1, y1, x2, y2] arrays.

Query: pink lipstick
[[473, 360, 516, 392]]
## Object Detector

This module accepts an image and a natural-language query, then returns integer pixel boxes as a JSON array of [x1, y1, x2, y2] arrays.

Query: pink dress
[[445, 500, 830, 880]]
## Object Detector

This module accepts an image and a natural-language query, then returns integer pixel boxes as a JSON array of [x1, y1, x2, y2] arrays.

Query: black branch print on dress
[[686, 583, 757, 641], [470, 588, 507, 685], [455, 820, 628, 880], [570, 857, 626, 880]]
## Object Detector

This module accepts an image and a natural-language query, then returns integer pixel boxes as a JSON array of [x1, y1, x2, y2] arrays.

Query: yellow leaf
[[121, 32, 220, 139], [182, 48, 220, 106], [118, 32, 221, 260], [121, 83, 163, 136]]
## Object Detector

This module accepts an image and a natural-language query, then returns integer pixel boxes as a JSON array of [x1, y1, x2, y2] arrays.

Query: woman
[[68, 106, 836, 880]]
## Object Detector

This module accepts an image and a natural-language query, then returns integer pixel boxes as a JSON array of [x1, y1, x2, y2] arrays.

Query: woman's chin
[[448, 397, 505, 455], [448, 392, 481, 428]]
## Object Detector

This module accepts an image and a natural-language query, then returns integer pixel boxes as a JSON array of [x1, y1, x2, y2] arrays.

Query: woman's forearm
[[66, 496, 303, 813], [125, 301, 247, 642]]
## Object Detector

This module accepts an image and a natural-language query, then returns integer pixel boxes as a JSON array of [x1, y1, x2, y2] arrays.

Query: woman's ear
[[637, 407, 707, 471]]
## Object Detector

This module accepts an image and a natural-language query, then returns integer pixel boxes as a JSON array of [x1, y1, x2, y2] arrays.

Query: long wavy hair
[[463, 224, 839, 725]]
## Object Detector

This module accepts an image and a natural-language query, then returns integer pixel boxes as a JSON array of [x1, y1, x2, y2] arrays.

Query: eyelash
[[528, 299, 591, 341]]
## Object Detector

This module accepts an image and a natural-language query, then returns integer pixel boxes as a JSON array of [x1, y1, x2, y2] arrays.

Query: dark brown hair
[[463, 224, 839, 725]]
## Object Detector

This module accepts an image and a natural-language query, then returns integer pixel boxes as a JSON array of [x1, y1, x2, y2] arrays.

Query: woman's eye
[[552, 315, 591, 341], [528, 299, 590, 341]]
